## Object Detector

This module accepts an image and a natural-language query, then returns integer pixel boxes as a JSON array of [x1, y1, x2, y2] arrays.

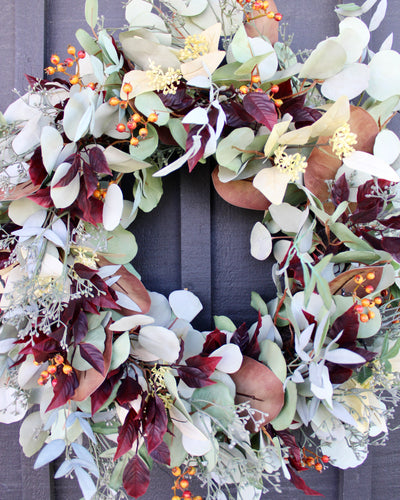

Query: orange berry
[[40, 370, 49, 379], [62, 365, 73, 375], [109, 96, 120, 106], [321, 455, 330, 464], [267, 11, 275, 19], [50, 54, 60, 65], [139, 128, 148, 137], [366, 272, 376, 280], [67, 45, 76, 56], [180, 479, 189, 489], [69, 75, 79, 85], [274, 99, 283, 107], [365, 285, 374, 294], [381, 289, 389, 297], [37, 377, 46, 386], [119, 101, 128, 109], [77, 50, 86, 59], [54, 354, 64, 365], [130, 137, 139, 146], [368, 310, 375, 320], [360, 313, 369, 323], [239, 85, 249, 94], [354, 274, 364, 284], [45, 66, 56, 75], [263, 1, 269, 9], [251, 75, 261, 84], [64, 57, 74, 68], [275, 12, 283, 21], [354, 304, 364, 314], [182, 492, 192, 499], [87, 82, 96, 90], [187, 467, 196, 476], [127, 121, 137, 130], [132, 113, 142, 123], [306, 457, 315, 467], [116, 123, 126, 133], [315, 463, 323, 472], [374, 297, 383, 305], [255, 88, 263, 93], [33, 361, 40, 366], [57, 64, 66, 73], [147, 112, 158, 123], [122, 82, 133, 95], [51, 378, 58, 387], [193, 497, 203, 500], [47, 365, 57, 375], [172, 496, 181, 500], [172, 467, 181, 477], [93, 189, 102, 199], [361, 298, 371, 308], [270, 84, 279, 93]]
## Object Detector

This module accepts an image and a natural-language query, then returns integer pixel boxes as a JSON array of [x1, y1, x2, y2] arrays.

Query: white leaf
[[115, 291, 141, 312], [253, 167, 291, 205], [369, 0, 387, 31], [41, 126, 64, 174], [12, 114, 44, 155], [169, 405, 209, 441], [102, 183, 123, 231], [110, 314, 154, 331], [181, 412, 213, 456], [169, 290, 203, 322], [250, 222, 272, 261], [43, 229, 65, 248], [34, 439, 66, 469], [380, 33, 393, 51], [374, 129, 400, 164], [182, 107, 209, 125], [97, 265, 121, 279], [139, 325, 180, 362], [336, 17, 370, 63], [269, 203, 309, 233], [210, 344, 243, 373], [50, 162, 81, 208], [368, 50, 400, 101], [325, 348, 365, 364], [75, 466, 97, 500], [295, 324, 314, 354], [321, 64, 369, 101], [147, 291, 172, 326], [8, 198, 42, 226], [153, 136, 201, 177], [343, 150, 400, 182]]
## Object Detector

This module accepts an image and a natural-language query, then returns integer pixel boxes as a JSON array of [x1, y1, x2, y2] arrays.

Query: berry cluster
[[239, 80, 282, 107], [171, 466, 202, 500], [45, 46, 91, 88], [351, 272, 385, 323], [302, 448, 330, 472], [237, 0, 282, 21], [36, 354, 72, 387]]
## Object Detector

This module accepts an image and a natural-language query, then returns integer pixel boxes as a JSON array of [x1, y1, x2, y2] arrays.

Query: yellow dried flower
[[146, 61, 182, 95], [150, 365, 174, 408], [273, 145, 308, 181], [329, 123, 357, 160], [73, 246, 99, 268], [179, 34, 209, 62]]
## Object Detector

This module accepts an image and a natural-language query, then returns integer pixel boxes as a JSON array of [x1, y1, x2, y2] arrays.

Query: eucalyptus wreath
[[1, 1, 400, 499]]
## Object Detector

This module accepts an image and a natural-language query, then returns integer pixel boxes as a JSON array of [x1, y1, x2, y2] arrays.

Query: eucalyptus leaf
[[109, 332, 130, 372], [259, 339, 287, 383], [85, 0, 98, 29]]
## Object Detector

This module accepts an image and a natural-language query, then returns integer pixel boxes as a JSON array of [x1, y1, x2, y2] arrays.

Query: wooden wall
[[1, 0, 400, 498]]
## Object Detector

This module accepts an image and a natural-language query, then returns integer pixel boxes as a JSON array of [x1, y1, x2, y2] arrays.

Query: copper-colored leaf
[[0, 181, 38, 201], [304, 106, 379, 203], [230, 355, 284, 432], [97, 256, 151, 315], [72, 320, 113, 401], [212, 167, 270, 211], [329, 266, 383, 297], [245, 1, 279, 45]]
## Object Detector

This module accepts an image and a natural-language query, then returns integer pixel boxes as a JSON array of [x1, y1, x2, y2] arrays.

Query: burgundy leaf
[[122, 455, 150, 499], [202, 329, 226, 355], [53, 155, 80, 188], [331, 173, 349, 207], [89, 147, 112, 175], [221, 100, 255, 128], [82, 161, 100, 199], [280, 93, 322, 128], [288, 467, 323, 496], [242, 93, 277, 130], [329, 306, 359, 347], [144, 395, 168, 454], [116, 376, 143, 406], [379, 215, 400, 229], [72, 310, 88, 344], [277, 431, 307, 472], [91, 368, 124, 415], [327, 364, 353, 384], [186, 125, 211, 172], [158, 83, 195, 113], [177, 365, 216, 387], [79, 343, 105, 374], [27, 187, 53, 208], [245, 312, 262, 358], [115, 408, 141, 460], [31, 338, 62, 363], [70, 178, 103, 225], [47, 368, 79, 411], [382, 236, 400, 262], [150, 440, 170, 466], [230, 323, 250, 352], [185, 354, 222, 376], [29, 147, 48, 186], [74, 263, 98, 280]]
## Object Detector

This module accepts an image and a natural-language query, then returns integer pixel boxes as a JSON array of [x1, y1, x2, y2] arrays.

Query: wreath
[[1, 0, 400, 499]]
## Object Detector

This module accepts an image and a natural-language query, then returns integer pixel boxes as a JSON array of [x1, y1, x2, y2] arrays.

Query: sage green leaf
[[234, 52, 273, 76], [230, 24, 251, 63], [259, 339, 287, 383], [270, 381, 297, 431], [331, 250, 387, 265], [168, 118, 187, 149], [129, 124, 158, 161], [213, 315, 236, 333], [109, 332, 130, 372], [250, 292, 269, 316], [164, 425, 187, 468], [329, 222, 373, 252], [357, 307, 381, 338], [105, 226, 138, 264], [19, 412, 49, 457], [316, 274, 333, 310], [75, 29, 99, 56], [216, 128, 254, 172], [192, 382, 235, 426], [85, 0, 98, 29], [105, 146, 150, 173], [135, 92, 171, 126], [212, 62, 246, 85], [299, 39, 347, 79], [134, 166, 163, 213]]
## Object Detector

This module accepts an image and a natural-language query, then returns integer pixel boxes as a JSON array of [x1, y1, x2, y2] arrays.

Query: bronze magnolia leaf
[[329, 266, 383, 297], [0, 181, 38, 201], [245, 0, 279, 45]]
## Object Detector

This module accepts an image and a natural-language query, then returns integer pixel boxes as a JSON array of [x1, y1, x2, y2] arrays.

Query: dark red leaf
[[70, 178, 104, 225], [277, 431, 307, 471], [186, 125, 210, 172], [115, 408, 141, 460], [230, 323, 249, 352], [177, 365, 217, 388], [186, 354, 221, 376], [331, 174, 349, 207], [245, 311, 262, 358], [327, 364, 353, 384], [79, 343, 105, 374], [288, 467, 323, 496], [122, 455, 150, 499], [116, 377, 143, 406], [158, 83, 195, 113], [91, 368, 124, 415], [242, 93, 277, 130], [31, 337, 62, 363], [83, 161, 100, 199], [149, 440, 170, 466], [47, 368, 79, 411], [53, 155, 80, 188], [29, 147, 48, 186], [329, 306, 359, 347], [280, 94, 322, 128], [221, 100, 255, 128], [89, 147, 112, 175], [72, 310, 88, 344], [144, 395, 168, 454], [202, 329, 226, 355], [382, 236, 400, 262], [27, 187, 53, 208]]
